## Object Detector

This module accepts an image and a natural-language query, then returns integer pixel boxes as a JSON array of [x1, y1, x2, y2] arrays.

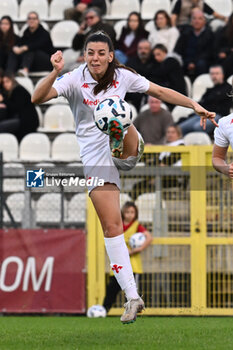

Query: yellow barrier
[[87, 145, 233, 315]]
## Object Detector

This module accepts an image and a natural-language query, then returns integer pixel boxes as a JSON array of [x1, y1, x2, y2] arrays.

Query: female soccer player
[[32, 31, 216, 324], [212, 112, 233, 178]]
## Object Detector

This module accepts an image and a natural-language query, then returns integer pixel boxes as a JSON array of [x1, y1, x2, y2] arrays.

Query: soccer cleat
[[120, 297, 145, 324], [108, 117, 124, 158]]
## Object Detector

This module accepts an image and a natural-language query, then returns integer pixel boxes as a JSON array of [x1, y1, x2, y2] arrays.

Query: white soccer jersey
[[214, 113, 233, 149], [53, 64, 150, 159]]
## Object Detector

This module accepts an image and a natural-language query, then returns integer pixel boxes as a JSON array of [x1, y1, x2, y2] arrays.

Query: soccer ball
[[93, 96, 133, 134], [129, 232, 146, 249], [87, 305, 107, 318]]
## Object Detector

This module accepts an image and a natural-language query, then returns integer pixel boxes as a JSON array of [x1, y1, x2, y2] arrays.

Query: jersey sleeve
[[122, 69, 150, 94], [52, 71, 75, 100], [214, 119, 229, 148]]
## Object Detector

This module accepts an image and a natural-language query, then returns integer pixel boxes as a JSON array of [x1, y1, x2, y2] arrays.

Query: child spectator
[[103, 201, 152, 313]]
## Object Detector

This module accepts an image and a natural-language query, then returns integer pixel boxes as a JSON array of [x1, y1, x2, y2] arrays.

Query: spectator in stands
[[133, 96, 174, 145], [148, 10, 180, 53], [174, 9, 214, 80], [126, 39, 154, 111], [159, 125, 184, 166], [10, 12, 54, 76], [72, 7, 116, 56], [130, 125, 184, 199], [178, 65, 232, 137], [115, 12, 148, 64], [214, 13, 233, 79], [0, 74, 39, 141], [64, 0, 106, 24], [0, 16, 20, 73], [151, 44, 186, 104], [103, 201, 152, 314], [171, 0, 227, 30]]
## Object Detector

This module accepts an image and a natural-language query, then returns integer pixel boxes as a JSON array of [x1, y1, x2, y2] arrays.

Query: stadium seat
[[227, 75, 233, 85], [51, 133, 81, 162], [108, 0, 140, 19], [19, 21, 49, 36], [13, 23, 19, 35], [35, 106, 43, 127], [128, 103, 138, 122], [141, 0, 171, 19], [0, 0, 18, 21], [41, 105, 74, 132], [184, 76, 192, 98], [15, 77, 34, 95], [145, 20, 154, 32], [192, 74, 213, 102], [114, 20, 127, 40], [0, 133, 18, 161], [19, 0, 49, 20], [49, 0, 73, 20], [209, 19, 224, 32], [19, 133, 51, 161], [120, 193, 132, 207], [62, 48, 81, 71], [136, 193, 166, 223], [205, 0, 232, 17], [172, 106, 192, 124], [51, 21, 79, 48], [66, 193, 87, 223], [36, 193, 67, 223], [184, 132, 212, 145]]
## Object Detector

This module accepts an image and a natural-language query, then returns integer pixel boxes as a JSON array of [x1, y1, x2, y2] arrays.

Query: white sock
[[104, 233, 139, 300]]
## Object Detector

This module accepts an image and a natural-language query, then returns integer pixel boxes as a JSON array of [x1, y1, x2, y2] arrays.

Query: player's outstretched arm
[[31, 51, 64, 104], [212, 144, 233, 178], [146, 82, 218, 129]]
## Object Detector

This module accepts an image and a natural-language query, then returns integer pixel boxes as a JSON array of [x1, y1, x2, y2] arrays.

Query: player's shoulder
[[116, 66, 138, 78], [218, 113, 233, 129]]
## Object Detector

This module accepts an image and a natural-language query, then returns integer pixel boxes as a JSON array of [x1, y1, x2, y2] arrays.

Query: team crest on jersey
[[82, 83, 89, 88], [231, 119, 233, 124], [111, 80, 119, 88]]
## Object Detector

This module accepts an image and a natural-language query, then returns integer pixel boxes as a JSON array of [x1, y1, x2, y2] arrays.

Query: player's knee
[[103, 222, 123, 237]]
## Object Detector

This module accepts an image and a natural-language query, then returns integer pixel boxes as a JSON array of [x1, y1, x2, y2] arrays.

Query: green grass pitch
[[0, 316, 233, 350]]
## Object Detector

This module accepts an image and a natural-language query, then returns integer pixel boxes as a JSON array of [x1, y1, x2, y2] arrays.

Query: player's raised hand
[[50, 50, 64, 74], [193, 103, 217, 130]]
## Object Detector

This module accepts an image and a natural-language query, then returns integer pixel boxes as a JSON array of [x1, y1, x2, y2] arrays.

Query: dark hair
[[84, 31, 136, 95], [121, 201, 138, 221], [0, 16, 15, 51], [154, 10, 171, 29], [225, 13, 233, 46], [126, 11, 145, 35], [153, 43, 168, 53], [3, 72, 18, 96]]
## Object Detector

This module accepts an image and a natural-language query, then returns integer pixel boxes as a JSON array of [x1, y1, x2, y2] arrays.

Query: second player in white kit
[[32, 31, 216, 324]]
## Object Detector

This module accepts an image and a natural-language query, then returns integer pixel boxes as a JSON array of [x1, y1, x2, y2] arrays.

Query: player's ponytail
[[84, 31, 136, 95]]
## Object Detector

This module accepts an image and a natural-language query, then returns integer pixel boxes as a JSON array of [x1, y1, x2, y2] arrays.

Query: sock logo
[[112, 264, 123, 273]]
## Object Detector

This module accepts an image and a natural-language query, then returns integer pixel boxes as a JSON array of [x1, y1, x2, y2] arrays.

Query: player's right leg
[[90, 183, 145, 323]]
